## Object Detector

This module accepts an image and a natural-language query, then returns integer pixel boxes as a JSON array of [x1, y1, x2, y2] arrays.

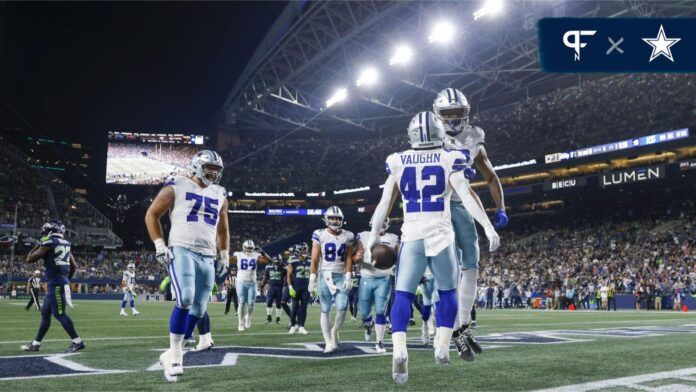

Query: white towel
[[423, 229, 454, 257], [323, 271, 337, 295], [64, 284, 74, 308]]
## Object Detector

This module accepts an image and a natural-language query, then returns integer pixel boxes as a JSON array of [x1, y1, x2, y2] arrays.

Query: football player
[[232, 240, 270, 331], [309, 206, 355, 353], [261, 256, 286, 324], [365, 111, 499, 384], [21, 220, 85, 353], [288, 243, 311, 334], [348, 264, 360, 322], [120, 263, 140, 316], [434, 88, 508, 361], [145, 150, 229, 382], [353, 218, 399, 353]]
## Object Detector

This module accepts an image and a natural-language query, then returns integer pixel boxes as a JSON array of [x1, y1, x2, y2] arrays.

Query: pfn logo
[[563, 30, 596, 61]]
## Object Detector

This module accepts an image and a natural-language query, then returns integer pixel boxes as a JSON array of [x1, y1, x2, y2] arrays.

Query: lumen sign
[[601, 165, 665, 187]]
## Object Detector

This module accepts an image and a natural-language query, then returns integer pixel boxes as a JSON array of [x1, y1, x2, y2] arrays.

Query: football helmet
[[323, 206, 344, 231], [242, 239, 255, 254], [299, 243, 309, 258], [407, 111, 445, 149], [191, 150, 224, 186], [41, 220, 65, 238], [128, 263, 135, 271], [433, 88, 470, 135]]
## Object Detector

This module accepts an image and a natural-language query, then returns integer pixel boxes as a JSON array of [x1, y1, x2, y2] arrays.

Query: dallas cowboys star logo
[[642, 24, 681, 62]]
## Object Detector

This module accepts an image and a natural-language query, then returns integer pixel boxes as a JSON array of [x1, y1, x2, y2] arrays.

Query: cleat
[[434, 346, 450, 365], [266, 315, 272, 324], [132, 309, 140, 316], [238, 324, 245, 332], [421, 322, 430, 345], [276, 316, 280, 324], [159, 349, 182, 383], [21, 342, 40, 352], [194, 340, 214, 352], [392, 352, 409, 384], [119, 310, 128, 316], [351, 316, 357, 322], [298, 327, 308, 335], [288, 326, 298, 335], [462, 324, 483, 354], [375, 341, 386, 354], [453, 327, 475, 362], [244, 315, 251, 329], [363, 320, 374, 342], [65, 341, 85, 353], [323, 340, 337, 354]]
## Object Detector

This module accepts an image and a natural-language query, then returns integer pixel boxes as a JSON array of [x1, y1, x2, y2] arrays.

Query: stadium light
[[428, 21, 456, 44], [389, 45, 413, 66], [473, 0, 504, 20], [356, 67, 379, 87], [326, 88, 348, 108]]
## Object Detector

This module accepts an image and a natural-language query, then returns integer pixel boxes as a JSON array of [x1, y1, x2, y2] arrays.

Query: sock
[[121, 301, 126, 309], [390, 291, 416, 333], [434, 326, 454, 351], [392, 331, 408, 358], [197, 312, 210, 335], [130, 300, 135, 308], [32, 340, 41, 346], [266, 307, 272, 316], [436, 289, 458, 329], [276, 307, 282, 318], [170, 333, 184, 354], [422, 304, 432, 321], [282, 303, 292, 319], [375, 315, 387, 343], [332, 310, 347, 335], [320, 312, 332, 343], [199, 332, 212, 346], [458, 269, 477, 325], [170, 306, 189, 334], [183, 313, 201, 340], [72, 337, 82, 344], [239, 304, 247, 324]]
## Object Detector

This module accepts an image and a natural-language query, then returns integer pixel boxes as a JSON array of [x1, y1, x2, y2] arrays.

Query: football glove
[[217, 250, 230, 277], [494, 209, 509, 229], [289, 285, 296, 298], [483, 225, 500, 253], [154, 239, 174, 268], [309, 273, 317, 293], [342, 272, 352, 291], [464, 167, 477, 180]]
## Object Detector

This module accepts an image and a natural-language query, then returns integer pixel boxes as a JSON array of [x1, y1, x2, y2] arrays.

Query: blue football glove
[[494, 209, 509, 229], [464, 167, 477, 180]]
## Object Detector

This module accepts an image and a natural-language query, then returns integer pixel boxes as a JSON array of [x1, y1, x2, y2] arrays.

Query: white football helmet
[[191, 150, 224, 186], [127, 263, 135, 271], [407, 111, 445, 149], [242, 239, 255, 254], [433, 88, 470, 135], [323, 206, 344, 231]]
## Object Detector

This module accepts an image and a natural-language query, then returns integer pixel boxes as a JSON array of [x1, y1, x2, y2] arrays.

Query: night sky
[[0, 1, 285, 149]]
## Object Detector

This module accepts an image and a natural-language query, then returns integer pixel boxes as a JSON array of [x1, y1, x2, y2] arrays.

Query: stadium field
[[1, 300, 695, 391], [106, 157, 178, 184]]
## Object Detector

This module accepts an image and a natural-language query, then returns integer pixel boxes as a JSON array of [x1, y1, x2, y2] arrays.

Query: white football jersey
[[312, 228, 355, 274], [385, 148, 469, 243], [166, 175, 226, 256], [356, 231, 399, 278], [122, 270, 135, 288], [234, 251, 261, 282], [444, 126, 485, 202]]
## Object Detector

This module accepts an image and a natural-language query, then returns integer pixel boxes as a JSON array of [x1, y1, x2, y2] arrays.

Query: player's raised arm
[[449, 170, 500, 252], [475, 145, 507, 229]]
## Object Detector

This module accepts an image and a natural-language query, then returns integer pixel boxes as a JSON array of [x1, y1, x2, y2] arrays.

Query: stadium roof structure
[[222, 0, 695, 135]]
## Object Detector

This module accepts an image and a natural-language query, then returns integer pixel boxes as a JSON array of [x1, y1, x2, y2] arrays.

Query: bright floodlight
[[389, 45, 413, 66], [326, 88, 348, 108], [428, 21, 456, 44], [356, 67, 379, 87], [473, 0, 504, 20]]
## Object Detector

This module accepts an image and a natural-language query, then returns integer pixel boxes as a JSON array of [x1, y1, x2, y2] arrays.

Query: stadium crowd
[[106, 142, 201, 185], [221, 74, 696, 192]]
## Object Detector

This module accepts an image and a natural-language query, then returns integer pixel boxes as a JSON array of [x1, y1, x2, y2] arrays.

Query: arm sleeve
[[311, 230, 321, 245]]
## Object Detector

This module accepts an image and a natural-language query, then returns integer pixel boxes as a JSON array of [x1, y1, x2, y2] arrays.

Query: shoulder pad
[[385, 153, 401, 175], [471, 126, 485, 144]]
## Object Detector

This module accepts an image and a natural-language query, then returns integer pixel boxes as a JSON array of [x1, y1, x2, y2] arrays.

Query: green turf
[[1, 300, 695, 391]]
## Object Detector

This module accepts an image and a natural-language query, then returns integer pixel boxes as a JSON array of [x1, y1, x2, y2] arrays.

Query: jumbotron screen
[[105, 132, 205, 185]]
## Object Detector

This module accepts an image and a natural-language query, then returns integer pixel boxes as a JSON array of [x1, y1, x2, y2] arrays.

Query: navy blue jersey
[[290, 258, 311, 290], [264, 264, 286, 287], [351, 272, 360, 290], [39, 236, 71, 286]]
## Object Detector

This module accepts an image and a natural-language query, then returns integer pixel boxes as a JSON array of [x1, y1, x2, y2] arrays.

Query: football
[[371, 243, 397, 270]]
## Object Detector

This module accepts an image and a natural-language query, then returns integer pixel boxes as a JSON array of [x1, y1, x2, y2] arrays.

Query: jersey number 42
[[400, 166, 445, 213]]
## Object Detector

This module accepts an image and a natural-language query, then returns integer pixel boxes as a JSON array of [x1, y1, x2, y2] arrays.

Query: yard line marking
[[533, 367, 696, 392]]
